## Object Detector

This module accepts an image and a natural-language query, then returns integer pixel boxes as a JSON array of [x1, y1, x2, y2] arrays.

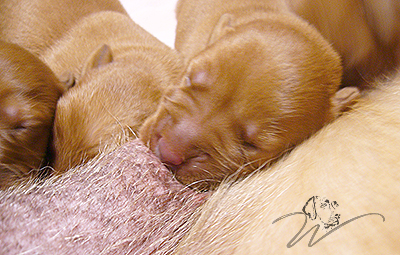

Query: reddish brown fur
[[0, 40, 65, 189], [140, 0, 360, 190], [0, 0, 184, 173], [48, 12, 184, 172], [0, 0, 127, 57]]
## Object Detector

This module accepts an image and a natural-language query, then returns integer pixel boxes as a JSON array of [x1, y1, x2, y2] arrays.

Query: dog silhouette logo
[[302, 196, 340, 230], [273, 195, 385, 247]]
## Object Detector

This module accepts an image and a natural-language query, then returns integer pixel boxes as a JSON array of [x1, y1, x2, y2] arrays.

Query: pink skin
[[0, 140, 209, 254], [151, 113, 212, 179]]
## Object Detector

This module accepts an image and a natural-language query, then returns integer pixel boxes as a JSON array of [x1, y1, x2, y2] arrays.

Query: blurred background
[[120, 0, 178, 48]]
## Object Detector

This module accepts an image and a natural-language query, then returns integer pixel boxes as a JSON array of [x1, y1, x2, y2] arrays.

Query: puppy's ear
[[59, 72, 76, 90], [82, 44, 113, 76], [208, 13, 235, 45], [302, 196, 317, 220], [330, 87, 361, 117]]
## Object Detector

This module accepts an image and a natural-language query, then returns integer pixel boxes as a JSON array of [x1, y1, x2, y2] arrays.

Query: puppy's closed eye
[[184, 72, 211, 91], [1, 103, 26, 131], [239, 125, 260, 151], [242, 140, 259, 151], [11, 122, 28, 133]]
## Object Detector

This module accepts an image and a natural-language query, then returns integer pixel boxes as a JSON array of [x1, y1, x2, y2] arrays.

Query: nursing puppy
[[140, 0, 359, 189], [1, 0, 184, 173], [50, 13, 184, 172], [0, 40, 65, 188], [173, 75, 400, 254]]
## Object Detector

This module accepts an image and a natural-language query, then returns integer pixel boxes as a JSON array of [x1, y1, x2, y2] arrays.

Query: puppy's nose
[[157, 137, 184, 166]]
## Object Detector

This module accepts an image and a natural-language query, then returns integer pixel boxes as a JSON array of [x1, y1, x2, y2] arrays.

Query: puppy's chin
[[171, 162, 225, 191], [170, 154, 273, 191]]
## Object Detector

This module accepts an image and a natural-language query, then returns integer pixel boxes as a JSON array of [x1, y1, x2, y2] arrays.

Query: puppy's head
[[52, 44, 179, 173], [0, 41, 66, 188], [140, 14, 358, 190]]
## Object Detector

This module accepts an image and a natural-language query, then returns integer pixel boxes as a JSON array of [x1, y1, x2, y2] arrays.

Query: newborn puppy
[[50, 15, 184, 172], [140, 0, 359, 189], [42, 9, 183, 172], [0, 0, 184, 173], [0, 40, 65, 188]]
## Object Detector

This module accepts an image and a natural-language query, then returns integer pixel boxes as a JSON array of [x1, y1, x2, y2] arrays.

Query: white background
[[120, 0, 178, 48]]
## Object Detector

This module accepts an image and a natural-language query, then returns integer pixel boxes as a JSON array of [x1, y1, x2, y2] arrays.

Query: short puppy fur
[[1, 0, 184, 173], [50, 14, 184, 172], [0, 40, 65, 188], [140, 0, 361, 189], [0, 0, 127, 58]]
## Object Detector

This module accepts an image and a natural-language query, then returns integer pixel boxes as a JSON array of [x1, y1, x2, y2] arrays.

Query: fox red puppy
[[0, 40, 65, 188], [140, 0, 360, 189]]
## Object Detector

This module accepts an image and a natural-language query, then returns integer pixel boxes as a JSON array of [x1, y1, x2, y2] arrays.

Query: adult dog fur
[[140, 0, 360, 189], [0, 0, 184, 173], [173, 74, 400, 254], [0, 40, 65, 188]]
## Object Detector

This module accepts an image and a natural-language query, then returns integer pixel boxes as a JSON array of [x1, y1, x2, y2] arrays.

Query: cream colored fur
[[174, 74, 400, 254]]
